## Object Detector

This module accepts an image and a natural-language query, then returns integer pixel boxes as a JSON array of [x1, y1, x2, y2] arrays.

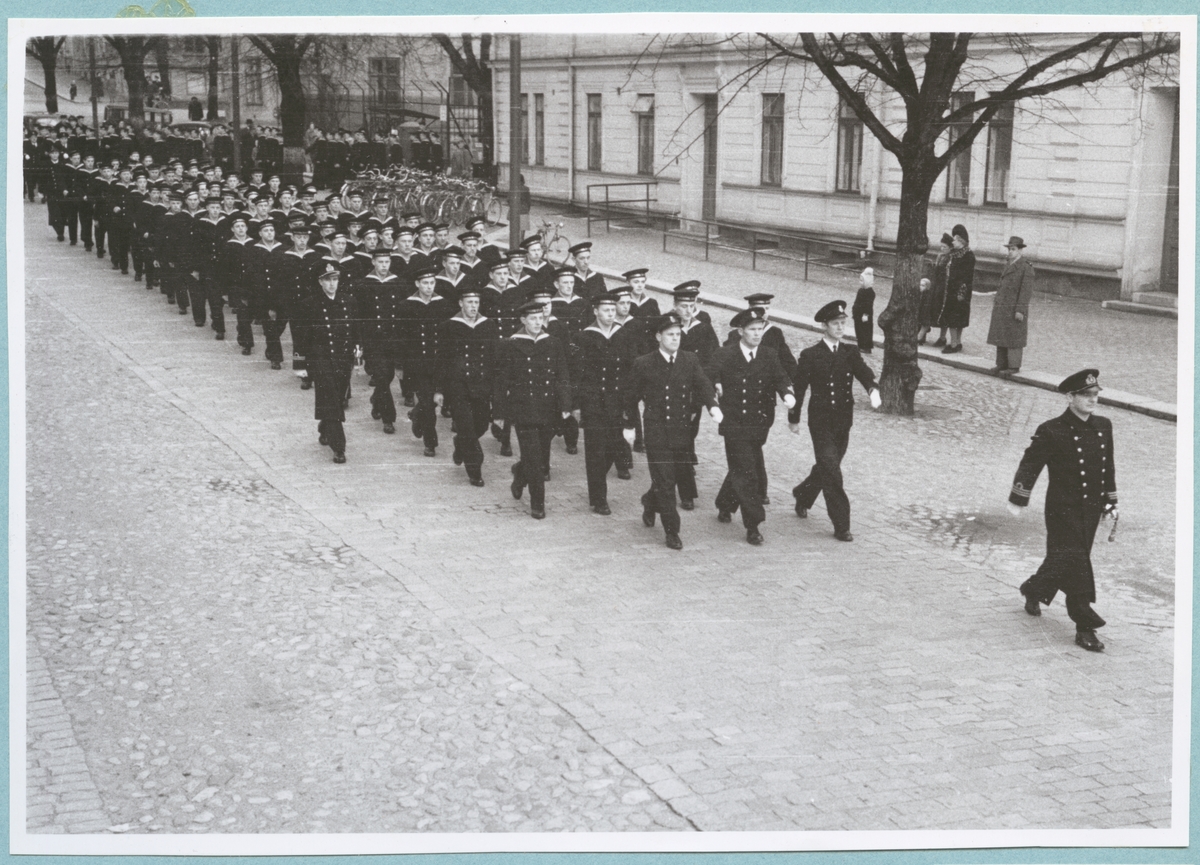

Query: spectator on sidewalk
[[987, 236, 1035, 376], [188, 96, 204, 122], [939, 224, 975, 355], [852, 267, 876, 354], [923, 232, 954, 347]]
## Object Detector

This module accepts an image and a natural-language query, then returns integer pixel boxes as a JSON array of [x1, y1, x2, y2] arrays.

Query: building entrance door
[[1159, 92, 1180, 294]]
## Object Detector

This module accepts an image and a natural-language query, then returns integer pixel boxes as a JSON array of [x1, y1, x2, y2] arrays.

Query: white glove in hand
[[709, 406, 724, 425], [782, 394, 796, 409], [433, 393, 444, 407], [622, 428, 636, 446], [714, 383, 723, 398], [869, 389, 882, 409], [1006, 502, 1023, 517]]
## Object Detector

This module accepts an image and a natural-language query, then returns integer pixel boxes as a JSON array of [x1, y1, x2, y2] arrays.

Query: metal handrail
[[585, 181, 658, 237]]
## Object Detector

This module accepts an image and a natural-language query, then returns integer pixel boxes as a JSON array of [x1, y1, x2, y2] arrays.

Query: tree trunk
[[122, 53, 148, 133], [154, 39, 171, 103], [477, 84, 494, 180], [876, 163, 933, 416], [41, 56, 59, 114], [206, 38, 220, 120], [275, 50, 308, 184]]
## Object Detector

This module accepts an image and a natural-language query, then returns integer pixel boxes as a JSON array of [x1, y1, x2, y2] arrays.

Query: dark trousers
[[1022, 573, 1106, 632], [48, 199, 74, 241], [716, 433, 768, 529], [996, 346, 1024, 371], [514, 423, 554, 510], [93, 217, 107, 255], [408, 367, 439, 448], [793, 424, 852, 534], [171, 269, 195, 312], [642, 425, 696, 535], [370, 351, 399, 425], [233, 299, 255, 349], [583, 423, 625, 506], [109, 222, 130, 271], [311, 355, 353, 454], [77, 202, 94, 248], [194, 268, 225, 332], [264, 314, 288, 363], [451, 393, 491, 481], [854, 313, 874, 351]]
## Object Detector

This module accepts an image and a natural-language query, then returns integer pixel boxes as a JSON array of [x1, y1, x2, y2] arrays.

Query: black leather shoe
[[679, 499, 694, 511], [1022, 590, 1041, 617], [794, 501, 808, 518], [332, 452, 346, 464], [500, 443, 513, 457], [1075, 630, 1105, 652], [411, 419, 422, 439], [423, 447, 436, 457], [404, 395, 415, 407], [270, 361, 282, 370], [300, 378, 312, 389], [746, 527, 764, 545], [133, 272, 141, 281], [510, 465, 524, 500], [592, 502, 611, 516], [382, 422, 395, 434], [761, 495, 771, 505], [633, 441, 645, 453], [195, 321, 206, 327], [318, 434, 328, 446], [932, 336, 946, 347], [664, 532, 683, 550], [371, 407, 382, 420], [215, 332, 225, 341], [834, 530, 854, 542], [543, 470, 551, 482], [491, 423, 503, 441], [717, 510, 732, 523], [617, 468, 631, 480], [565, 445, 578, 455], [642, 505, 656, 528], [452, 449, 463, 466], [241, 346, 252, 356], [531, 507, 546, 520], [178, 307, 188, 315], [469, 477, 485, 487]]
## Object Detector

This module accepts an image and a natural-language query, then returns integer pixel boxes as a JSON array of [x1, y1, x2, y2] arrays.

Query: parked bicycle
[[339, 167, 502, 227], [538, 218, 572, 265]]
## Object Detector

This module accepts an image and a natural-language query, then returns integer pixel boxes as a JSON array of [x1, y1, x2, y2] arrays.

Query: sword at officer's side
[[1106, 508, 1119, 542]]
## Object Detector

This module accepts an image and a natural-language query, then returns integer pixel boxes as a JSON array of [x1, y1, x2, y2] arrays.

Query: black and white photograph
[[10, 13, 1194, 856]]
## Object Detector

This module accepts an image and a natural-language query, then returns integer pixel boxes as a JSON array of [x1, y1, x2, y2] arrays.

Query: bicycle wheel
[[547, 235, 571, 265], [465, 195, 485, 219], [485, 196, 503, 226]]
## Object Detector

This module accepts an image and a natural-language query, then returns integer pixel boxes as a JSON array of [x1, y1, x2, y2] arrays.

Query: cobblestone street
[[21, 202, 1180, 843]]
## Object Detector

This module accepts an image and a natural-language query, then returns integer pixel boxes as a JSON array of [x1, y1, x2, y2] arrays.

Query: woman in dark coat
[[938, 223, 975, 355], [919, 232, 953, 345]]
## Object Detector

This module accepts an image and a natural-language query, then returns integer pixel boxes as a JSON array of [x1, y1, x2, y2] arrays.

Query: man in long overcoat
[[987, 235, 1035, 375]]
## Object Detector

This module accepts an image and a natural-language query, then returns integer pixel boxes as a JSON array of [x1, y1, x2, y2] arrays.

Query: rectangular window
[[369, 57, 401, 108], [186, 70, 206, 96], [534, 93, 545, 166], [244, 58, 263, 106], [985, 101, 1014, 205], [587, 93, 602, 172], [835, 97, 863, 193], [945, 92, 973, 202], [761, 93, 784, 186], [520, 93, 530, 165], [635, 94, 655, 176], [450, 72, 476, 107]]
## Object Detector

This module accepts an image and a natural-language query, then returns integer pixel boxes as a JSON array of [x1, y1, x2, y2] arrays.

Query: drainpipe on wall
[[866, 131, 882, 255], [567, 63, 576, 205]]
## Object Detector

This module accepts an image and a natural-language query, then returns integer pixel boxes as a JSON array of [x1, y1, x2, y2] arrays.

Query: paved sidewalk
[[515, 204, 1181, 410], [22, 202, 1179, 841]]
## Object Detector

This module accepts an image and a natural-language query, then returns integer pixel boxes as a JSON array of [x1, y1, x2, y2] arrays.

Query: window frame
[[945, 92, 973, 203], [835, 96, 864, 193], [534, 93, 545, 166], [984, 100, 1014, 206], [586, 93, 602, 172], [635, 93, 655, 177], [760, 93, 784, 187]]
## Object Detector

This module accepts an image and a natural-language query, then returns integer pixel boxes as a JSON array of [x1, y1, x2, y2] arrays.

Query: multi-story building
[[493, 33, 1181, 301]]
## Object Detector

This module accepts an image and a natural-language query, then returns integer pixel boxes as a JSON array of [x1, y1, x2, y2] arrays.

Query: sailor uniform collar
[[284, 248, 315, 258], [680, 319, 702, 333], [439, 273, 464, 285], [527, 261, 550, 271], [227, 237, 252, 245], [365, 273, 397, 282], [554, 294, 582, 303], [451, 314, 488, 328], [512, 332, 548, 342], [631, 294, 653, 306], [407, 294, 443, 304], [255, 241, 281, 251], [199, 216, 223, 225], [584, 323, 621, 337]]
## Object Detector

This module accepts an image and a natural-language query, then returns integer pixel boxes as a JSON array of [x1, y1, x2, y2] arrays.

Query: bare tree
[[637, 32, 1179, 414], [26, 37, 66, 114], [432, 34, 493, 171], [103, 36, 165, 131], [246, 34, 318, 175]]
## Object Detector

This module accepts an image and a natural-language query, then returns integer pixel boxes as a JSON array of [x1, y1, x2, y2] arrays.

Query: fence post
[[605, 186, 611, 233], [704, 221, 710, 262], [752, 230, 757, 271], [804, 240, 809, 282]]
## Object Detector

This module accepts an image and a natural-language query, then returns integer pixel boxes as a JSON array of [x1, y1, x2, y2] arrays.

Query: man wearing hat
[[132, 182, 165, 289], [787, 300, 881, 542], [724, 293, 796, 379], [105, 165, 136, 273], [622, 313, 721, 549], [297, 264, 360, 464], [349, 227, 380, 279], [244, 220, 286, 365], [624, 268, 660, 319], [493, 299, 573, 519], [276, 219, 321, 382], [43, 146, 72, 242], [707, 307, 796, 544], [520, 235, 554, 290], [398, 266, 453, 456], [673, 282, 720, 475], [1008, 369, 1117, 652], [464, 217, 502, 267], [153, 189, 194, 314], [367, 197, 400, 239], [987, 236, 1035, 376], [360, 247, 406, 434], [477, 256, 522, 456], [435, 285, 500, 487], [549, 265, 588, 334], [221, 216, 257, 353], [572, 291, 636, 514], [456, 231, 485, 286], [434, 246, 469, 300], [525, 282, 580, 456], [851, 267, 877, 354], [568, 241, 606, 302], [193, 195, 229, 337]]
